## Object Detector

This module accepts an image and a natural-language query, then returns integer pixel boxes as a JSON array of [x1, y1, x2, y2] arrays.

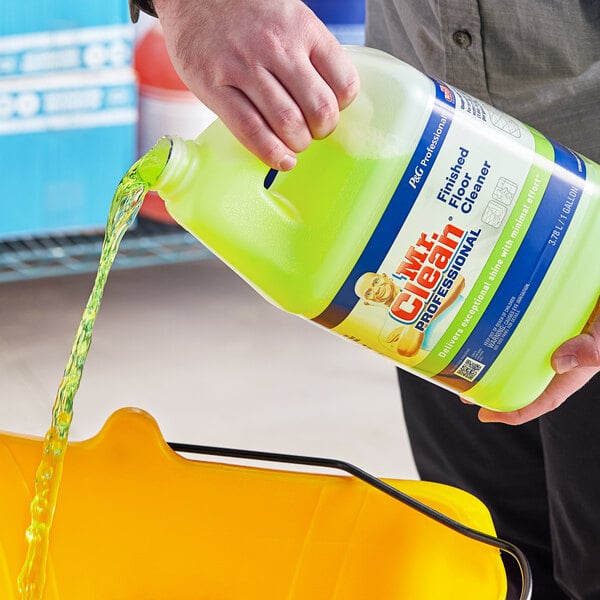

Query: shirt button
[[452, 30, 473, 48]]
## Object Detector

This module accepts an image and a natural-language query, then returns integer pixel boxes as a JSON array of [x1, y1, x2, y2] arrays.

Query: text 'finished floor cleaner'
[[139, 45, 600, 412]]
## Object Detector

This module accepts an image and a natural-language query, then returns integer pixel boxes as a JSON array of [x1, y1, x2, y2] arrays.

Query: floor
[[0, 258, 418, 479]]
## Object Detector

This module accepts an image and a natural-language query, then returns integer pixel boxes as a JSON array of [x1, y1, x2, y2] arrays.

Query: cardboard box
[[1, 3, 131, 36], [0, 68, 137, 240], [0, 24, 134, 78], [0, 4, 137, 240]]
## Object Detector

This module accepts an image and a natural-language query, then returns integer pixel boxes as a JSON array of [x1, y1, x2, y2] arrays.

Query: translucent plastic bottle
[[138, 46, 600, 412]]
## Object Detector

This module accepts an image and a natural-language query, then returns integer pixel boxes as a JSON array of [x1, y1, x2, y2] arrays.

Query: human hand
[[478, 297, 600, 424], [153, 0, 360, 171]]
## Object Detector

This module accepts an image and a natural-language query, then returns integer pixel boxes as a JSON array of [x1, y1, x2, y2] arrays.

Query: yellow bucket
[[0, 408, 523, 599]]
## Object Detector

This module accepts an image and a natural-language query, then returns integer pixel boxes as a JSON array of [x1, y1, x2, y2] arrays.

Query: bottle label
[[313, 78, 587, 392]]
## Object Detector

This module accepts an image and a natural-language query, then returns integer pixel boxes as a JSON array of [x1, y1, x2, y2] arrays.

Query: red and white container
[[134, 23, 216, 222]]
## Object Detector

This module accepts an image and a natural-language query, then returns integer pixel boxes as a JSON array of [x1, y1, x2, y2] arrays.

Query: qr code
[[454, 357, 485, 382]]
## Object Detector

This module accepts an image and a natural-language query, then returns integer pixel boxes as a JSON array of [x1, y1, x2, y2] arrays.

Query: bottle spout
[[136, 136, 173, 189]]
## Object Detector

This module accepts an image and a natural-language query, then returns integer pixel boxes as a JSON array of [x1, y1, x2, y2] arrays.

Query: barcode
[[454, 357, 485, 382]]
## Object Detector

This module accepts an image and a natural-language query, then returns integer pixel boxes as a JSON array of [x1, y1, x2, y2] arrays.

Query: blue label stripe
[[441, 142, 586, 385], [314, 80, 456, 328]]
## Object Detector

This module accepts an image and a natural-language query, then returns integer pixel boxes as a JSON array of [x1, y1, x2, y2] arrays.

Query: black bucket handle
[[168, 441, 532, 600]]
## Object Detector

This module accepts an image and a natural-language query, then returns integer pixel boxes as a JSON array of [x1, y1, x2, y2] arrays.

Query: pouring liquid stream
[[15, 152, 162, 599]]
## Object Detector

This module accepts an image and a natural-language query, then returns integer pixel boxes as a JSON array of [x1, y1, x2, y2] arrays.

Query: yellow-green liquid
[[16, 158, 152, 600]]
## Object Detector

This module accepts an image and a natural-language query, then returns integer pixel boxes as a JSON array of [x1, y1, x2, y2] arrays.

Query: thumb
[[552, 297, 600, 374], [552, 333, 600, 374]]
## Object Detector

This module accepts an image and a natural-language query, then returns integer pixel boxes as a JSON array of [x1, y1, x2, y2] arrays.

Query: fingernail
[[279, 154, 297, 171], [554, 355, 579, 374]]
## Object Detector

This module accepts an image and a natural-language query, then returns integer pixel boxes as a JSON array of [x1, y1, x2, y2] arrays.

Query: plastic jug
[[137, 45, 600, 412]]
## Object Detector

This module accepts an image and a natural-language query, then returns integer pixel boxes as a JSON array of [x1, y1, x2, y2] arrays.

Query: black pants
[[398, 370, 600, 600]]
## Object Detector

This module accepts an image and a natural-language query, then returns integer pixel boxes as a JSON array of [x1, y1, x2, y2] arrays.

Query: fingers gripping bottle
[[138, 46, 600, 412]]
